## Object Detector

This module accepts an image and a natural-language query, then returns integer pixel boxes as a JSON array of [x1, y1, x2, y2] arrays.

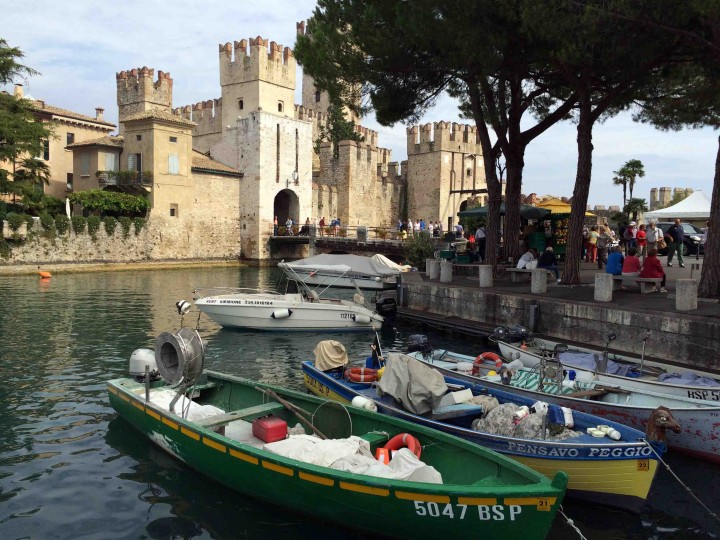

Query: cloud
[[2, 0, 716, 207]]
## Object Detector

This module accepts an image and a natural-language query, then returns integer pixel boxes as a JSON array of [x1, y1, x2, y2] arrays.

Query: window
[[43, 140, 49, 161], [80, 154, 90, 176], [315, 89, 321, 103], [136, 134, 142, 141], [168, 153, 179, 174], [66, 132, 75, 145], [66, 173, 73, 191], [169, 136, 177, 143], [104, 152, 118, 172], [239, 99, 244, 110], [466, 168, 472, 177], [169, 203, 178, 217], [278, 101, 284, 113], [128, 153, 142, 171]]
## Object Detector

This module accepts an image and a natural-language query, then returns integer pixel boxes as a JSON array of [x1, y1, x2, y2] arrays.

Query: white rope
[[559, 506, 587, 539], [643, 439, 720, 524]]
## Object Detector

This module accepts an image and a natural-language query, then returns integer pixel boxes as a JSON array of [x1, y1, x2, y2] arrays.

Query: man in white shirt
[[516, 248, 537, 269], [475, 224, 487, 262]]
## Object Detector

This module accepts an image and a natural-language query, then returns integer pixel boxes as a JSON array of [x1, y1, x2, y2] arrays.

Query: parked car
[[655, 222, 705, 255]]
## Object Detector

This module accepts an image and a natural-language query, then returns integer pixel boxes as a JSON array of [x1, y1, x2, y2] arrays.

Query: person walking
[[637, 224, 648, 260], [665, 218, 685, 267], [475, 223, 487, 263], [645, 221, 659, 255], [596, 225, 614, 269], [318, 216, 326, 237], [586, 225, 599, 263]]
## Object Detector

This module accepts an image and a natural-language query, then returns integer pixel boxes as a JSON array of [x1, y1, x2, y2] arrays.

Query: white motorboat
[[279, 254, 409, 290], [193, 266, 384, 332], [491, 326, 720, 403]]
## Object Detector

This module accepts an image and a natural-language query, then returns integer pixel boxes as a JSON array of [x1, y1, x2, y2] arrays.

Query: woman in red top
[[637, 224, 648, 259], [639, 247, 667, 292]]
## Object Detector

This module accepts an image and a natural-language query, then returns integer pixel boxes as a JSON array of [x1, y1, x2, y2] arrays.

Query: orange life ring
[[472, 352, 503, 375], [383, 433, 422, 459], [345, 367, 378, 383], [38, 271, 52, 279]]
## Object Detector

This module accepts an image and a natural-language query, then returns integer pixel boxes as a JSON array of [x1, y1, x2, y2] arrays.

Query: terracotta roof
[[191, 151, 242, 176], [122, 109, 196, 126], [66, 135, 124, 149], [30, 101, 116, 128]]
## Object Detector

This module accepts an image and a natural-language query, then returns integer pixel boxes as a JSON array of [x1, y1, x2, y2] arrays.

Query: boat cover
[[657, 372, 720, 387], [282, 254, 410, 277], [314, 340, 349, 371], [377, 353, 447, 415], [264, 435, 442, 483], [558, 351, 640, 377]]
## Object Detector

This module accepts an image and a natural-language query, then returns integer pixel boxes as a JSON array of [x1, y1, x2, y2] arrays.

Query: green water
[[0, 266, 717, 539]]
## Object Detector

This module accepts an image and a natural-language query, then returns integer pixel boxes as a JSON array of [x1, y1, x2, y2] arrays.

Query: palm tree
[[613, 159, 645, 210], [624, 198, 649, 223]]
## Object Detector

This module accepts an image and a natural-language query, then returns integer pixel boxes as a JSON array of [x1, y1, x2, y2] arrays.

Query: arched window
[[315, 90, 321, 102], [238, 99, 244, 110], [278, 101, 284, 113]]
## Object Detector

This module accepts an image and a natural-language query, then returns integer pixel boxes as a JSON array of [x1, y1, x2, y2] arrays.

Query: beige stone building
[[2, 84, 115, 199]]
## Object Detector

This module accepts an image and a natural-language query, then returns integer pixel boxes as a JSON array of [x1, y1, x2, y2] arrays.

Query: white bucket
[[456, 362, 473, 373]]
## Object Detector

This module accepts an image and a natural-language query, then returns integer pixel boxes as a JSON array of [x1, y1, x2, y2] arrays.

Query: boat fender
[[345, 367, 378, 383], [38, 271, 52, 279], [353, 314, 371, 324], [472, 352, 503, 375], [561, 407, 575, 428], [383, 433, 422, 459], [271, 309, 293, 319], [351, 396, 378, 411]]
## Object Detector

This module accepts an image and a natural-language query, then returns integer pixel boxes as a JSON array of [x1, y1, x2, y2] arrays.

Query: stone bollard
[[478, 265, 493, 288], [426, 259, 440, 280], [676, 279, 698, 311], [594, 273, 613, 302], [530, 269, 548, 294], [440, 260, 453, 283]]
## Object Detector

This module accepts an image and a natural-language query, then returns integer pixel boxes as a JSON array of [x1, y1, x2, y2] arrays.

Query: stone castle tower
[[116, 67, 173, 134], [406, 122, 485, 229]]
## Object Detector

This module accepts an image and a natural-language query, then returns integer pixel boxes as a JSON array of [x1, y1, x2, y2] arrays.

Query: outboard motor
[[376, 296, 397, 320], [407, 334, 433, 357], [129, 348, 161, 383], [491, 325, 531, 344]]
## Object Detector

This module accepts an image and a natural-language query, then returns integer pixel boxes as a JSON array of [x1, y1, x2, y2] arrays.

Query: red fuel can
[[252, 415, 288, 443]]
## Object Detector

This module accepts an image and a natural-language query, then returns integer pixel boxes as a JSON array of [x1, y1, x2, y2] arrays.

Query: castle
[[66, 24, 488, 261]]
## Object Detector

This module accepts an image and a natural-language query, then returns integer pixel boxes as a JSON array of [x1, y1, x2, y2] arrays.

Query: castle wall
[[173, 99, 223, 154]]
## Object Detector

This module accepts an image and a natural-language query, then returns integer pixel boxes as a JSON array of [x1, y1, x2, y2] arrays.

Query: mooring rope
[[558, 506, 587, 539], [643, 439, 720, 523]]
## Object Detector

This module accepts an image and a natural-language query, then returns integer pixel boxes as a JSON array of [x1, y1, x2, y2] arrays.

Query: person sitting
[[622, 247, 642, 276], [538, 246, 561, 283], [299, 217, 311, 236], [639, 247, 667, 293], [516, 248, 537, 269], [605, 246, 624, 276]]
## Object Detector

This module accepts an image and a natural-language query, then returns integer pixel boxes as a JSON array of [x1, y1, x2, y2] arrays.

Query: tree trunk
[[698, 136, 720, 298], [485, 177, 502, 273], [563, 98, 594, 284], [504, 155, 524, 264]]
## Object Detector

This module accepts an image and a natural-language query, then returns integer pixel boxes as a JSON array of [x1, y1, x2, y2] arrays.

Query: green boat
[[108, 328, 567, 540]]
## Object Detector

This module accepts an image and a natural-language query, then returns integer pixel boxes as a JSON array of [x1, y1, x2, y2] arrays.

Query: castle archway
[[273, 189, 300, 227]]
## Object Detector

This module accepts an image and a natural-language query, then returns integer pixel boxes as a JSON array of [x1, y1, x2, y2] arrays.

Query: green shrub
[[0, 201, 7, 221], [40, 212, 55, 232], [103, 216, 118, 236], [0, 237, 9, 259], [71, 215, 87, 235], [22, 214, 35, 231], [55, 214, 70, 236], [403, 232, 435, 271], [133, 217, 145, 235], [87, 215, 101, 238], [5, 212, 24, 231], [119, 216, 132, 238]]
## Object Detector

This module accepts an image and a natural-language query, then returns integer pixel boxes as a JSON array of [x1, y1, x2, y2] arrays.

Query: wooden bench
[[611, 275, 663, 294], [194, 402, 286, 428], [506, 268, 555, 283]]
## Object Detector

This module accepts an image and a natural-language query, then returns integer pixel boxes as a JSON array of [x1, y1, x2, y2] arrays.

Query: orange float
[[38, 271, 52, 279], [344, 367, 378, 383], [472, 351, 502, 375], [383, 433, 422, 459]]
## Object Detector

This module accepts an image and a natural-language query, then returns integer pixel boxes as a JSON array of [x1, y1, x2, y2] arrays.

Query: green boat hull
[[108, 371, 566, 540]]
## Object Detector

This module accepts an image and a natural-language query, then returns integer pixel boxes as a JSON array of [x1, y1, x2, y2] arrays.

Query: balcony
[[96, 170, 153, 188]]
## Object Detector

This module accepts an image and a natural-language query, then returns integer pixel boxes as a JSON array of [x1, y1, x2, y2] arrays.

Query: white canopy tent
[[644, 191, 711, 221]]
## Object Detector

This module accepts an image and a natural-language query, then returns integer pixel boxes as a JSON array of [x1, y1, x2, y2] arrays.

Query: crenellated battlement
[[116, 67, 173, 130], [173, 98, 222, 137], [218, 36, 296, 90], [406, 121, 482, 155], [294, 104, 328, 126]]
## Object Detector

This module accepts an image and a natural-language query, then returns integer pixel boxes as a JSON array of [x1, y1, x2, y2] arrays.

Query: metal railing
[[271, 224, 457, 242]]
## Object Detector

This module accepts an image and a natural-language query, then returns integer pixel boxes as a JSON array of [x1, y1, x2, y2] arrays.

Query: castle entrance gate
[[273, 189, 300, 229]]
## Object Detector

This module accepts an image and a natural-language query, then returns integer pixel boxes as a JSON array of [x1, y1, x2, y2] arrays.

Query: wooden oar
[[254, 386, 328, 439]]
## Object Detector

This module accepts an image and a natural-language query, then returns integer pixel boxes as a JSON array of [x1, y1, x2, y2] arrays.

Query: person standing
[[273, 216, 278, 236], [318, 216, 326, 237], [596, 225, 614, 269], [428, 221, 434, 237], [407, 218, 414, 237], [645, 222, 659, 255], [475, 223, 487, 263], [586, 225, 599, 263], [665, 218, 685, 267], [435, 221, 442, 238], [624, 221, 637, 251], [637, 224, 648, 260]]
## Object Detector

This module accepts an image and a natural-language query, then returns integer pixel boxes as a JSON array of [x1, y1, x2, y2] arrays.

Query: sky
[[1, 0, 717, 208]]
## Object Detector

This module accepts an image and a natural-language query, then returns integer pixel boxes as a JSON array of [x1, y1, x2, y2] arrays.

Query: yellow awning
[[535, 198, 594, 216]]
